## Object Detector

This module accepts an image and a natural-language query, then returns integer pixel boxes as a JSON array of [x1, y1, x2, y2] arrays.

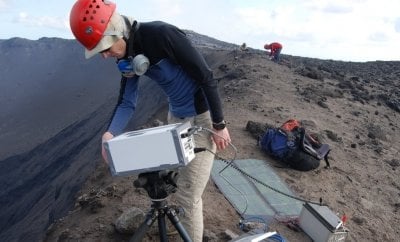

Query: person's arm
[[270, 44, 276, 56], [159, 25, 224, 124], [161, 26, 232, 150], [102, 76, 139, 162], [107, 76, 139, 136]]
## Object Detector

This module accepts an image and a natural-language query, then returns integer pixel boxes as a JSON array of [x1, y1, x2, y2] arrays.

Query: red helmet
[[70, 0, 116, 50]]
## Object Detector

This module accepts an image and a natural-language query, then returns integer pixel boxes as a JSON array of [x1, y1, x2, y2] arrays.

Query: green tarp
[[211, 159, 302, 221]]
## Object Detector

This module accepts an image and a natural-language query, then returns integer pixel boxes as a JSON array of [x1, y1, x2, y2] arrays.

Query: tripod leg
[[157, 212, 168, 242], [130, 209, 158, 242], [166, 207, 193, 242]]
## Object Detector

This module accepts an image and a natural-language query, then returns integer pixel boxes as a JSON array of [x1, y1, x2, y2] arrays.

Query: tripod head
[[131, 170, 193, 242], [134, 170, 179, 200]]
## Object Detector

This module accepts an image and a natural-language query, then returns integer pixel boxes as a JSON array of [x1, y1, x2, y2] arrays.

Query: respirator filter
[[117, 54, 149, 77]]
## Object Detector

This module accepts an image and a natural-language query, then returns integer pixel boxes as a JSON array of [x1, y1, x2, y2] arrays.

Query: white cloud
[[1, 0, 399, 61], [232, 0, 400, 61], [395, 18, 400, 33], [118, 0, 183, 21], [74, 0, 400, 60], [369, 32, 389, 42], [150, 0, 183, 18], [303, 0, 363, 12], [0, 0, 9, 10], [15, 12, 69, 31]]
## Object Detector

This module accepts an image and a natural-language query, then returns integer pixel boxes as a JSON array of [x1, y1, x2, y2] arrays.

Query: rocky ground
[[44, 47, 399, 241]]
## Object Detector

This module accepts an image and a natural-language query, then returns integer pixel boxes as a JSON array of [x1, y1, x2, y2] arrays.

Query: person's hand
[[212, 128, 231, 151], [122, 73, 135, 78], [101, 131, 114, 164]]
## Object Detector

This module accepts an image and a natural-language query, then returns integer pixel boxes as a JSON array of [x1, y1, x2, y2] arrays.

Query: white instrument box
[[104, 122, 195, 176]]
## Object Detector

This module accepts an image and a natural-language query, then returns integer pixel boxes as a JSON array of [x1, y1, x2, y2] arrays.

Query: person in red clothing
[[264, 42, 283, 63]]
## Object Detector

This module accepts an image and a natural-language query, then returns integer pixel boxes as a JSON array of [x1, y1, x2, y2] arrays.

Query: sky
[[1, 0, 399, 62]]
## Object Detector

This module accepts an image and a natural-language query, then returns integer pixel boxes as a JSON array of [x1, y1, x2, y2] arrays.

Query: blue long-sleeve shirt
[[108, 59, 201, 135], [107, 20, 224, 135]]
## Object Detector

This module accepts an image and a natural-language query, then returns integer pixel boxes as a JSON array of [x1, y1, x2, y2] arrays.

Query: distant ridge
[[184, 30, 238, 50]]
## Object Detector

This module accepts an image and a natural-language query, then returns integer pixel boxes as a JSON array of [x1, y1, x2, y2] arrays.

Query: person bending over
[[69, 0, 231, 241], [264, 42, 283, 63]]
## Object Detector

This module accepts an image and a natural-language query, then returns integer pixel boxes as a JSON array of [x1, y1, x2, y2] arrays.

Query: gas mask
[[117, 54, 150, 78]]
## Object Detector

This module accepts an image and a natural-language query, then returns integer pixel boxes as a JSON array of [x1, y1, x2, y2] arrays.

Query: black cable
[[217, 156, 325, 206], [193, 126, 325, 206]]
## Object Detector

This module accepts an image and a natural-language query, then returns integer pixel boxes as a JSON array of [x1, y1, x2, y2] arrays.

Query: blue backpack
[[259, 123, 331, 171], [259, 128, 297, 159]]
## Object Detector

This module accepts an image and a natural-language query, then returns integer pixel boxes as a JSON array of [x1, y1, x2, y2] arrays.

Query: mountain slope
[[0, 37, 118, 159], [1, 35, 399, 242], [0, 104, 109, 241], [45, 47, 399, 241], [0, 38, 167, 242]]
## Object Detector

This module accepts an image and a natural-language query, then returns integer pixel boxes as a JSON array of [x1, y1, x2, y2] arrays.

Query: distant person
[[239, 42, 249, 51], [69, 0, 231, 241], [264, 42, 283, 63]]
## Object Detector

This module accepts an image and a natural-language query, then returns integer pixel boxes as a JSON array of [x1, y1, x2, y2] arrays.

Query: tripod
[[129, 170, 193, 242]]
